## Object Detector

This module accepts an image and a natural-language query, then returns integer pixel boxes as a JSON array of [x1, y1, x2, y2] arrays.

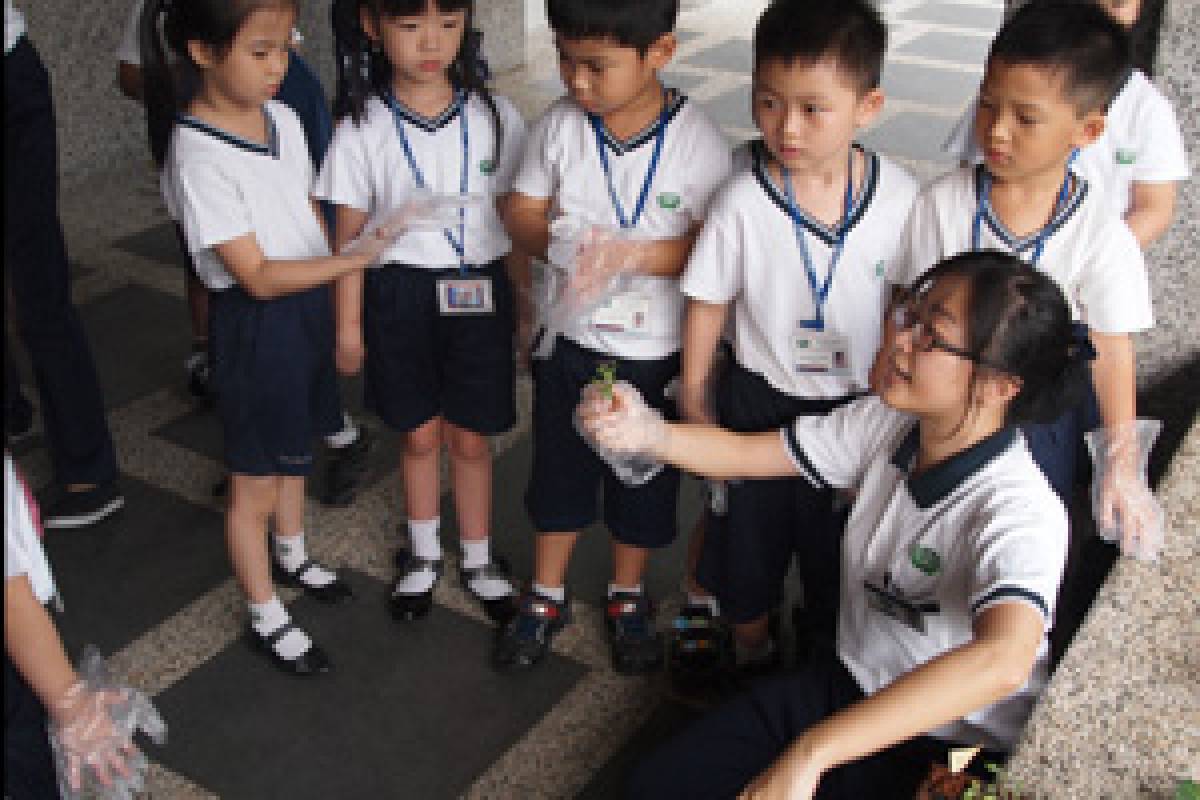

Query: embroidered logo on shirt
[[657, 192, 682, 210], [479, 159, 497, 176], [875, 261, 886, 278], [1115, 149, 1138, 165], [908, 544, 942, 576]]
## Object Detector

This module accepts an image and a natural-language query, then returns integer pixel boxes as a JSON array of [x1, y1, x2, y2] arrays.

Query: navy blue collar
[[176, 108, 279, 159], [973, 163, 1088, 255], [591, 89, 687, 156], [386, 90, 466, 133], [753, 141, 879, 247], [890, 424, 1017, 509]]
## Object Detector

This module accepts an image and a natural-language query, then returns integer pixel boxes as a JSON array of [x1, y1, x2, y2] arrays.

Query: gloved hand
[[343, 190, 489, 266], [48, 647, 167, 800], [578, 380, 670, 460], [1085, 419, 1166, 562], [547, 218, 645, 314]]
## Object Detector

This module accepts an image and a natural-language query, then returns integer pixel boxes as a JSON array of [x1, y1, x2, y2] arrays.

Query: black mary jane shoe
[[272, 559, 355, 605], [247, 623, 332, 676], [459, 558, 518, 625], [388, 549, 443, 621]]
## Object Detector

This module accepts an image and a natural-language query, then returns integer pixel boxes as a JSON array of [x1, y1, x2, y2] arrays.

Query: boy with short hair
[[891, 2, 1157, 543], [494, 0, 732, 673], [674, 0, 919, 682]]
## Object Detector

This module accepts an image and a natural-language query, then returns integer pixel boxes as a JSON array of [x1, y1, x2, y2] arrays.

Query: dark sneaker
[[185, 350, 210, 399], [492, 591, 569, 672], [388, 549, 442, 621], [459, 558, 517, 624], [606, 592, 663, 675], [320, 426, 370, 507], [667, 604, 734, 697], [39, 481, 125, 529]]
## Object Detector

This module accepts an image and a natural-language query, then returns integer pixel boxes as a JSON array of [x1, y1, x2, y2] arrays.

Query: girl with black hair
[[580, 252, 1093, 799], [316, 0, 528, 626], [141, 0, 400, 676]]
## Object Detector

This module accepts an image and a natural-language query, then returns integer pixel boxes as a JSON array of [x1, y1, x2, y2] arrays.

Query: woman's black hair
[[911, 251, 1095, 426], [331, 0, 503, 162], [140, 0, 297, 167]]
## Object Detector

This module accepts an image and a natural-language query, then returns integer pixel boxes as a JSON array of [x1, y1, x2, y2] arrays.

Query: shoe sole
[[42, 496, 126, 529]]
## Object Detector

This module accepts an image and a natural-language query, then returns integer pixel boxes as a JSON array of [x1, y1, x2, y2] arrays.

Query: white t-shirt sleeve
[[174, 160, 255, 253], [1076, 219, 1154, 333], [967, 492, 1068, 626], [1132, 91, 1190, 184], [682, 123, 733, 221], [510, 109, 558, 200], [781, 396, 901, 490], [889, 187, 946, 288], [314, 117, 374, 213], [679, 208, 741, 304], [116, 0, 145, 65], [493, 97, 528, 195], [4, 457, 56, 605]]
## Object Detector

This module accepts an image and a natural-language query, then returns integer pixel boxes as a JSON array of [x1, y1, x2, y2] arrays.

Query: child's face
[[974, 61, 1105, 185], [751, 57, 883, 175], [190, 5, 295, 110], [1096, 0, 1141, 29], [364, 1, 467, 89], [555, 34, 675, 118]]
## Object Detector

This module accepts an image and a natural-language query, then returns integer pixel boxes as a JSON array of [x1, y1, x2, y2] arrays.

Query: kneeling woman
[[580, 251, 1094, 800]]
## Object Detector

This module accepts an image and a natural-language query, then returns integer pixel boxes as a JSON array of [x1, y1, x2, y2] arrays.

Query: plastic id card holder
[[437, 277, 494, 315], [591, 292, 652, 335], [791, 325, 851, 376]]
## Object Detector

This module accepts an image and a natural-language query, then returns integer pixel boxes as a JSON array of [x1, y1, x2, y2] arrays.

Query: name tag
[[792, 326, 851, 376], [591, 292, 651, 334], [437, 278, 494, 315], [865, 580, 936, 634]]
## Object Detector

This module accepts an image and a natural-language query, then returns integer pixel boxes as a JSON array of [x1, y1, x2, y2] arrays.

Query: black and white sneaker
[[39, 481, 125, 529]]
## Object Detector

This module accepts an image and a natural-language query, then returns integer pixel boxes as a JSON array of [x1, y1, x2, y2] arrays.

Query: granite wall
[[20, 0, 528, 185]]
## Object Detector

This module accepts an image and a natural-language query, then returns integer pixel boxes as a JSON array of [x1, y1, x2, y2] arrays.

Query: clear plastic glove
[[577, 380, 670, 461], [343, 190, 490, 266], [547, 217, 644, 314], [1085, 419, 1166, 562], [48, 646, 167, 800]]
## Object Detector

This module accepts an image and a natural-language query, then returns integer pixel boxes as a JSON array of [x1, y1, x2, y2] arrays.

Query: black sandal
[[389, 550, 443, 621], [272, 558, 354, 605], [459, 559, 517, 624], [247, 622, 332, 676]]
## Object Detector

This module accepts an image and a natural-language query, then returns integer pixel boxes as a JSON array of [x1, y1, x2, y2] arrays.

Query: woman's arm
[[740, 602, 1045, 799]]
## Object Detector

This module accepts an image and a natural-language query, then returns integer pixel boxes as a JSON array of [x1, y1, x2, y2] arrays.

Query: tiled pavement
[[5, 2, 1016, 798]]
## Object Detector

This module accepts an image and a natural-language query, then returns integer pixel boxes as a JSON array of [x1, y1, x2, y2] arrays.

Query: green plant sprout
[[1177, 779, 1199, 800], [594, 361, 618, 400]]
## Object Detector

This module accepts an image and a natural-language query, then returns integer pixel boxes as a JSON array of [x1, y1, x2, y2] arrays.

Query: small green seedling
[[1177, 779, 1200, 800], [594, 361, 619, 401]]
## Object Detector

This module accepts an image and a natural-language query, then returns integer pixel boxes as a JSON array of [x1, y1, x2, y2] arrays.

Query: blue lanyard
[[780, 150, 856, 332], [387, 91, 470, 269], [588, 96, 670, 230], [972, 154, 1076, 269]]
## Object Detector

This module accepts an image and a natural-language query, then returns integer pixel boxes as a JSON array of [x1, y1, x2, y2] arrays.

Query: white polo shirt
[[682, 142, 918, 398], [890, 165, 1153, 334], [162, 100, 330, 291], [943, 71, 1190, 220], [782, 395, 1068, 751], [514, 92, 732, 360], [315, 91, 525, 268], [5, 455, 57, 606]]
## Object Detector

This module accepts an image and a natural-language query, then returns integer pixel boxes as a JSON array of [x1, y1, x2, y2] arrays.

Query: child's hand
[[569, 228, 643, 306], [1086, 420, 1166, 562], [578, 381, 669, 459], [335, 323, 365, 376]]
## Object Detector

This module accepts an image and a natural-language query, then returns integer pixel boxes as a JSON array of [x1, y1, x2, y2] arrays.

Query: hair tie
[[1067, 322, 1097, 364]]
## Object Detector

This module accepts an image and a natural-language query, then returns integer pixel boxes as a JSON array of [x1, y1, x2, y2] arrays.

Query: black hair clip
[[1068, 322, 1098, 364]]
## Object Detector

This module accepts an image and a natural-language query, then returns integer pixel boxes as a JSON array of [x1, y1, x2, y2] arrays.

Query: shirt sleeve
[[116, 0, 144, 65], [4, 456, 55, 605], [493, 97, 528, 195], [679, 199, 741, 304], [1132, 91, 1190, 184], [888, 186, 946, 289], [174, 159, 254, 253], [780, 396, 903, 490], [313, 116, 374, 213], [1075, 219, 1155, 333], [681, 122, 733, 222], [967, 487, 1068, 626], [510, 108, 558, 200]]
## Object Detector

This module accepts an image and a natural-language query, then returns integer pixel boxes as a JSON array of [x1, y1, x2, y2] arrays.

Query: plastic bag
[[345, 190, 491, 266], [1084, 419, 1166, 562], [49, 646, 167, 800], [575, 379, 667, 486]]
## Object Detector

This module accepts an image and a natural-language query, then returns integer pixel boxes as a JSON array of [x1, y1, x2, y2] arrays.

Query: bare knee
[[404, 418, 443, 459], [445, 424, 490, 462], [229, 475, 277, 524]]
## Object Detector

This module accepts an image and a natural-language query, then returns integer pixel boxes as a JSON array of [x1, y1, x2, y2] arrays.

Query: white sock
[[461, 538, 512, 600], [273, 532, 336, 587], [532, 583, 565, 604], [249, 595, 312, 660], [686, 592, 720, 616], [407, 518, 442, 561], [608, 583, 643, 599], [324, 413, 359, 448]]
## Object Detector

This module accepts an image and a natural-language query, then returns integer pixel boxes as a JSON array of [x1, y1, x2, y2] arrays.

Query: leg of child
[[226, 475, 277, 605], [272, 476, 338, 589], [445, 422, 513, 607], [611, 540, 650, 591], [533, 531, 578, 599], [392, 418, 445, 610]]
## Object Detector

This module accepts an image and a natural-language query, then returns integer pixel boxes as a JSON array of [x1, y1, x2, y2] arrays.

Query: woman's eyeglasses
[[890, 302, 984, 365]]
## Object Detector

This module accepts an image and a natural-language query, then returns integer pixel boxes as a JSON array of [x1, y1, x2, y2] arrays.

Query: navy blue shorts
[[628, 654, 1005, 799], [209, 286, 342, 476], [363, 260, 516, 435], [696, 362, 856, 627], [525, 336, 680, 548]]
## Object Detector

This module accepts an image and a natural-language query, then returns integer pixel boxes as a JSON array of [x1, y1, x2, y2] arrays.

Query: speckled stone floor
[[7, 0, 1196, 797]]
